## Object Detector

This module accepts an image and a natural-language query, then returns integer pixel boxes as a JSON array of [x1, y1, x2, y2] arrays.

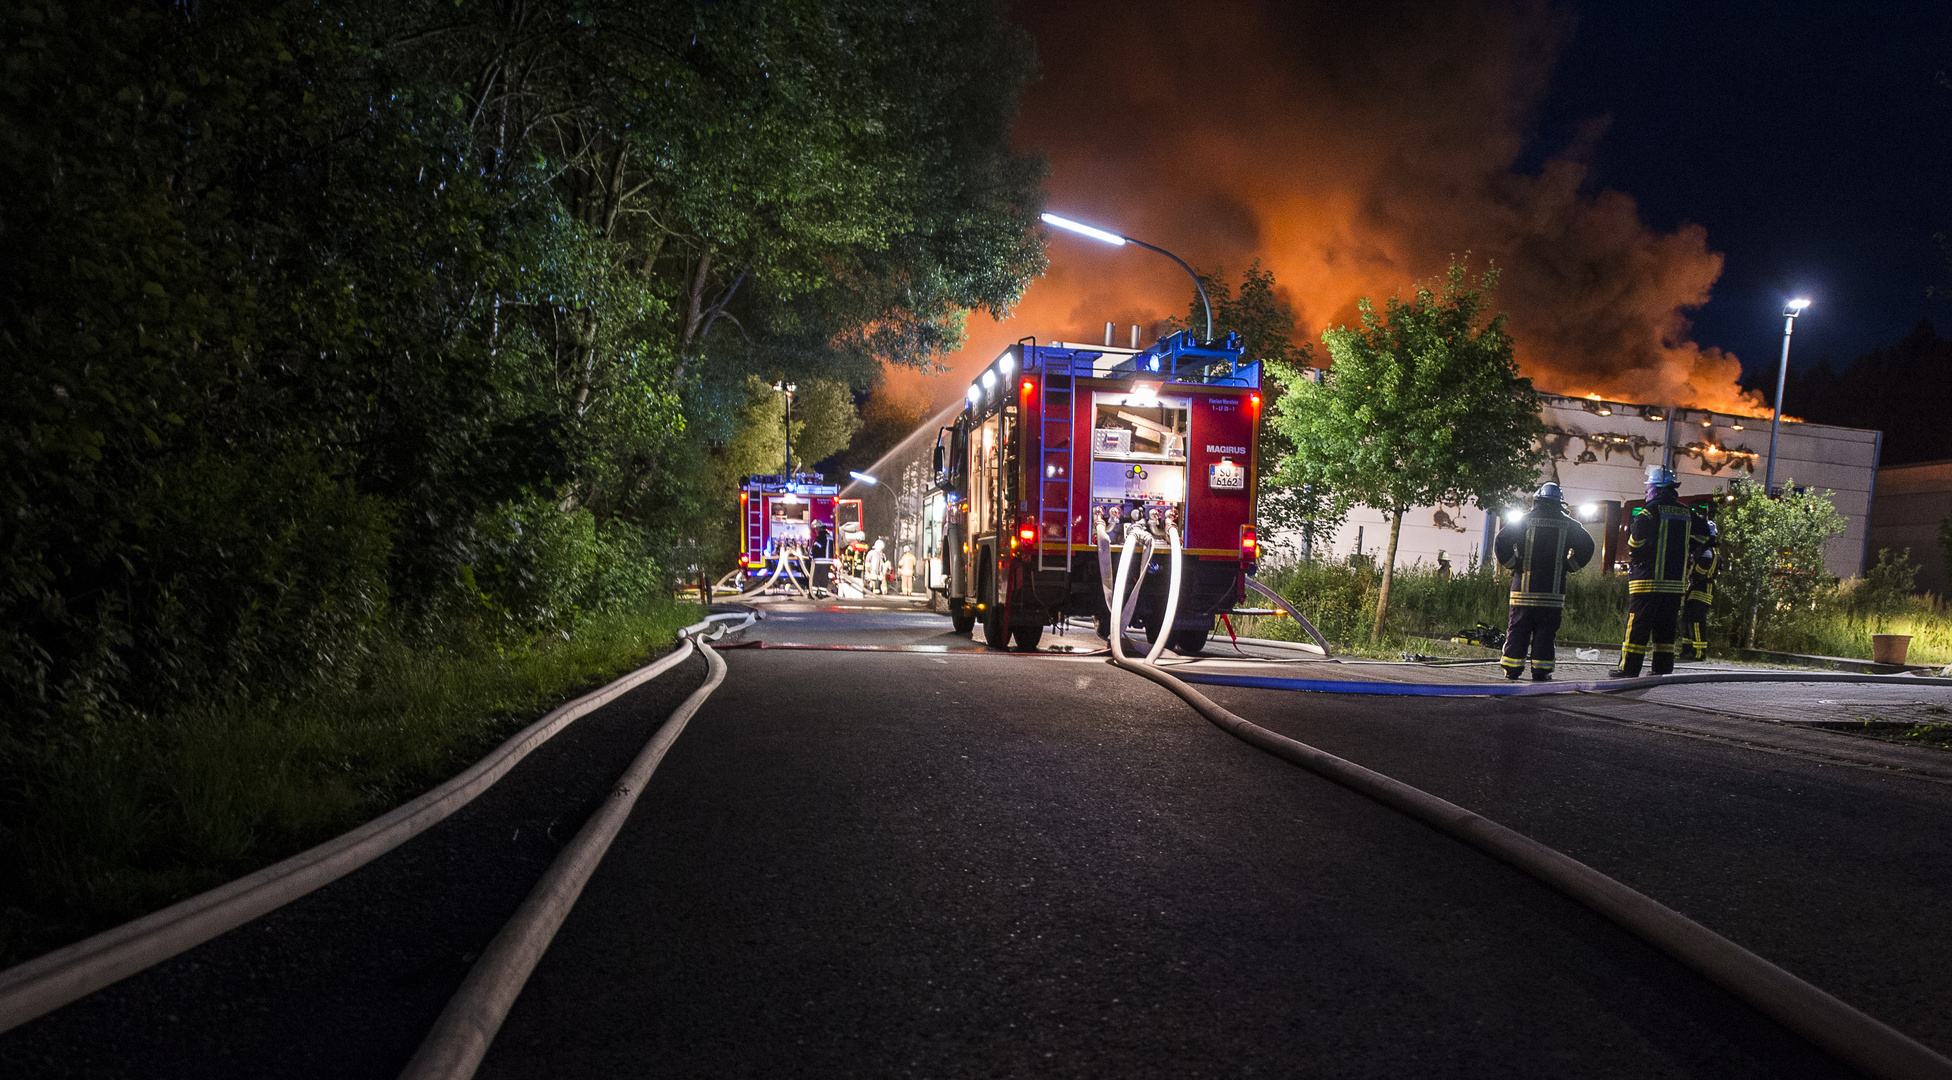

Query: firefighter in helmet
[[1611, 465, 1707, 677], [1494, 482, 1596, 681], [1680, 503, 1719, 662]]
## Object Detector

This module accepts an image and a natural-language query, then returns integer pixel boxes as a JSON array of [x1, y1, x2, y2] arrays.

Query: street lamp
[[848, 471, 878, 486], [1763, 299, 1811, 495], [1041, 213, 1212, 342], [773, 381, 797, 476]]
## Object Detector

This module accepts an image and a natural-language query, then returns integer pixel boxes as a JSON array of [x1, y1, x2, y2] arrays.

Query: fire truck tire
[[1169, 622, 1211, 656], [979, 567, 1008, 649], [951, 605, 975, 635], [1011, 624, 1043, 651]]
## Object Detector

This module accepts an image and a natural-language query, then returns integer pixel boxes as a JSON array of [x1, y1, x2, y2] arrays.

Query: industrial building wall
[[1285, 395, 1882, 580], [1868, 461, 1952, 598]]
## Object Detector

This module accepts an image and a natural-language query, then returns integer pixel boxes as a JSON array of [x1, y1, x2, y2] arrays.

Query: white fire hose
[[1106, 519, 1184, 666], [1100, 532, 1952, 1080]]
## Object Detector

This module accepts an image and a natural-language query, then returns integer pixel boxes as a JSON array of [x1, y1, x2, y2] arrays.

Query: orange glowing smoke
[[899, 0, 1766, 417]]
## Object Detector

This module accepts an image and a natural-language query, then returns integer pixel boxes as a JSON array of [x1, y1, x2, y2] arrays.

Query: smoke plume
[[903, 0, 1762, 415]]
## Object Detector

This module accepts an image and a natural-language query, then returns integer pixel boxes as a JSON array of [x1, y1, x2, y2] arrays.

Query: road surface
[[6, 596, 1951, 1077]]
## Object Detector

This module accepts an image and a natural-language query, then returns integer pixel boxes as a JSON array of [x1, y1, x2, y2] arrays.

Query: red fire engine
[[933, 330, 1261, 652], [736, 472, 861, 590]]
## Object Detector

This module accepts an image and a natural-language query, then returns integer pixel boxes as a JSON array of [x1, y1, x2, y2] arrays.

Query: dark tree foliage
[[1743, 320, 1952, 466], [0, 0, 1044, 741]]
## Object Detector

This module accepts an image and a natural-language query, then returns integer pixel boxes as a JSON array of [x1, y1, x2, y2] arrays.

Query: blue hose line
[[1172, 669, 1952, 697]]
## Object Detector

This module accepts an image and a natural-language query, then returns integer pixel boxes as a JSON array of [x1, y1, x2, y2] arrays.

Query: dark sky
[[1524, 0, 1952, 377], [910, 0, 1951, 412]]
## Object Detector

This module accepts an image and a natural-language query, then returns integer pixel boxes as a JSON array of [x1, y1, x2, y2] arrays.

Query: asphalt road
[[472, 602, 1952, 1078], [7, 598, 1952, 1077]]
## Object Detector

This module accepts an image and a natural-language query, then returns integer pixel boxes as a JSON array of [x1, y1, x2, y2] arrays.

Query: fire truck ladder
[[1037, 347, 1075, 574], [745, 494, 766, 566]]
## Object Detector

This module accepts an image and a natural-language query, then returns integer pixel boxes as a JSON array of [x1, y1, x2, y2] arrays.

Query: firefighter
[[1610, 465, 1706, 677], [1494, 482, 1596, 681], [899, 545, 917, 595], [1680, 505, 1719, 662], [865, 539, 889, 595]]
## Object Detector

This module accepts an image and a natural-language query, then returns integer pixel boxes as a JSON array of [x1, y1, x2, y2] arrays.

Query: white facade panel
[[1276, 394, 1881, 580]]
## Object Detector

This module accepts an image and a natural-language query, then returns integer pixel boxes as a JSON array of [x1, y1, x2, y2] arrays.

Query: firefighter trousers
[[1500, 605, 1561, 679], [1618, 592, 1682, 676], [1680, 599, 1711, 662]]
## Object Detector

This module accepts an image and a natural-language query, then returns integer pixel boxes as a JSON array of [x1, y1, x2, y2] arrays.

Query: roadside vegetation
[[0, 599, 700, 968], [1, 0, 1042, 967], [1243, 550, 1952, 668], [1240, 558, 1627, 657]]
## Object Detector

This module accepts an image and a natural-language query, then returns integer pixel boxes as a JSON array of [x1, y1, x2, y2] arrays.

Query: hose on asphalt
[[1105, 539, 1952, 1080], [0, 610, 753, 1037], [399, 611, 753, 1080]]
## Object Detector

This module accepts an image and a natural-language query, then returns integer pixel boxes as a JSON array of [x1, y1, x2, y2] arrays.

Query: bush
[[1250, 557, 1626, 652]]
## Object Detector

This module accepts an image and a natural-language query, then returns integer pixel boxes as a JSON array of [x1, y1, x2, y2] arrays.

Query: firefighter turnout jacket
[[1495, 503, 1596, 607], [1626, 496, 1700, 594], [1687, 539, 1718, 605]]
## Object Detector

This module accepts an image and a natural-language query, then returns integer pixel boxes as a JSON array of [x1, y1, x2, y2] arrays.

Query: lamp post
[[774, 381, 796, 476], [1040, 213, 1212, 342], [1763, 299, 1811, 495]]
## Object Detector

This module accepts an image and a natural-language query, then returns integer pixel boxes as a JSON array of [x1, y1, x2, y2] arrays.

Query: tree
[[1268, 262, 1544, 638], [1175, 262, 1314, 476], [838, 385, 939, 478], [1713, 478, 1847, 647], [0, 0, 1046, 736]]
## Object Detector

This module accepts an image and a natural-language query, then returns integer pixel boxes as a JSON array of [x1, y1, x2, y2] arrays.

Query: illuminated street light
[[849, 471, 879, 486], [1763, 299, 1812, 495], [1041, 212, 1213, 341]]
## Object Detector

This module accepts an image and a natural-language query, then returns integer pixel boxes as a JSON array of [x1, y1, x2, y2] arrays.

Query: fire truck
[[736, 472, 861, 590], [932, 330, 1261, 652]]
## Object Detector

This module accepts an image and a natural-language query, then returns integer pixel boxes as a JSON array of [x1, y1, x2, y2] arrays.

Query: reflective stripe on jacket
[[1627, 498, 1700, 595], [1686, 544, 1718, 605], [1495, 506, 1596, 608]]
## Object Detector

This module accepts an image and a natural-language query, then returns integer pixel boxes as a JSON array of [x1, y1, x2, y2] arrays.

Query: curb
[[1173, 669, 1952, 697]]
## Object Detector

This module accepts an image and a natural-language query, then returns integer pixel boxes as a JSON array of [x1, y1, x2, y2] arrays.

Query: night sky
[[1526, 0, 1952, 380], [908, 0, 1952, 414]]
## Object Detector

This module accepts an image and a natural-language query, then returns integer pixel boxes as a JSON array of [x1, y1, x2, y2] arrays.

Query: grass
[[1237, 559, 1628, 656], [1241, 558, 1952, 669], [1747, 594, 1952, 667], [0, 600, 702, 969]]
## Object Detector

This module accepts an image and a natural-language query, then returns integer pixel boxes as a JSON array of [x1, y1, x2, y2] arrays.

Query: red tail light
[[1240, 525, 1258, 558], [1249, 392, 1261, 411], [1021, 379, 1036, 402], [1019, 522, 1038, 543]]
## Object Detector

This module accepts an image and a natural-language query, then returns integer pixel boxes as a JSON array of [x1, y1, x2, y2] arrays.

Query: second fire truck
[[932, 330, 1262, 652]]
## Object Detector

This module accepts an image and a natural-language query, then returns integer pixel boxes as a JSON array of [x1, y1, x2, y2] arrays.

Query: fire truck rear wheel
[[979, 567, 1008, 649], [1169, 622, 1211, 656], [951, 604, 975, 635]]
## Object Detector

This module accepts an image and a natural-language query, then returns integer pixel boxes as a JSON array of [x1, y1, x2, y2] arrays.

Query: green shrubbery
[[1248, 558, 1627, 652], [1248, 548, 1952, 667]]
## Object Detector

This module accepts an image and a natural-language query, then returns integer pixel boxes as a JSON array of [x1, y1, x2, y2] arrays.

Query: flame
[[902, 0, 1769, 419]]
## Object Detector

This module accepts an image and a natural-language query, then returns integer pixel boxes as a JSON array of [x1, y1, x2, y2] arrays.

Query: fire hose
[[0, 611, 755, 1040], [1103, 532, 1952, 1080]]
